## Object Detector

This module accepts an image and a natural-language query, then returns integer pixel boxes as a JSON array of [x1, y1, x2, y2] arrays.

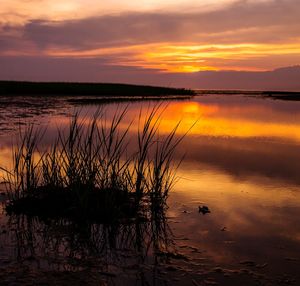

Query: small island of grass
[[1, 107, 183, 223]]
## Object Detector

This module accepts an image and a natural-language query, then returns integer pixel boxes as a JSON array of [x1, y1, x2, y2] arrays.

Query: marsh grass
[[1, 106, 188, 223]]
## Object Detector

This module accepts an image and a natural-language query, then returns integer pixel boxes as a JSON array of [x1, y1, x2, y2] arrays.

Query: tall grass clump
[[1, 106, 188, 223]]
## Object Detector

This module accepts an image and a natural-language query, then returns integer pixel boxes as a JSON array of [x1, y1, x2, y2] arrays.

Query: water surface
[[1, 94, 300, 285]]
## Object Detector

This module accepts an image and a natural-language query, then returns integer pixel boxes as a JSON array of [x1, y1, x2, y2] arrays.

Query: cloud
[[1, 55, 300, 91], [0, 0, 299, 85], [0, 56, 166, 83], [0, 1, 242, 24], [1, 0, 299, 51]]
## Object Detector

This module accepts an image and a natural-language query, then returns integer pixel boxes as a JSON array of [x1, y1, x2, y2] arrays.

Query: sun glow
[[137, 43, 300, 72], [42, 42, 300, 73]]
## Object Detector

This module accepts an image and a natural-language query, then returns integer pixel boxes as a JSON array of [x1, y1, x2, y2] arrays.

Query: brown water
[[1, 94, 300, 285]]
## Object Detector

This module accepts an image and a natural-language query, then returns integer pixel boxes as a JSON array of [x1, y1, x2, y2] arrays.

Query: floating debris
[[256, 263, 268, 269], [285, 257, 299, 262], [240, 260, 256, 267], [199, 205, 210, 214], [192, 279, 201, 286], [156, 250, 189, 261]]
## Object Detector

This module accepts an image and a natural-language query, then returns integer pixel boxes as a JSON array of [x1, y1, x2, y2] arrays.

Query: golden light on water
[[42, 100, 300, 143], [2, 98, 300, 181], [147, 101, 300, 142]]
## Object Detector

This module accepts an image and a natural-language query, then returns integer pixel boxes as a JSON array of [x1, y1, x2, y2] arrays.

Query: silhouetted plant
[[1, 106, 189, 222]]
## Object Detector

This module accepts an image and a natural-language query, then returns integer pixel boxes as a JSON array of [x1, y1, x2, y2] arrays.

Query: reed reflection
[[5, 209, 177, 285]]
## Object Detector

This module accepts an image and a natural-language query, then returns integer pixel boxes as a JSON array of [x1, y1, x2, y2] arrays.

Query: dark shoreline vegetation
[[0, 81, 195, 97], [262, 93, 300, 101], [2, 80, 300, 102], [66, 95, 192, 105], [1, 107, 186, 223], [197, 89, 300, 100]]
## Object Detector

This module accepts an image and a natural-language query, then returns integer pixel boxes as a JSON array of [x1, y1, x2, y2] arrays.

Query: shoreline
[[1, 81, 300, 101], [0, 81, 195, 96]]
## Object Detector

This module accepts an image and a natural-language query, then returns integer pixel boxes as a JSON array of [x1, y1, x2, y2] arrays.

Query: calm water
[[1, 94, 300, 285]]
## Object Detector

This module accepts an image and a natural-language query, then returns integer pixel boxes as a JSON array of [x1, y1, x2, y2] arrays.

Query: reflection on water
[[1, 212, 177, 285], [1, 94, 300, 285], [0, 96, 71, 133]]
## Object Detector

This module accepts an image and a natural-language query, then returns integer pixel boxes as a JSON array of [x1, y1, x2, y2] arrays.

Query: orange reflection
[[144, 101, 300, 142], [40, 100, 300, 143]]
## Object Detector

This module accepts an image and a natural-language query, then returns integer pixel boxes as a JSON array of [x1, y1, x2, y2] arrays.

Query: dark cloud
[[194, 66, 300, 90], [0, 0, 299, 89], [0, 56, 166, 83], [0, 0, 299, 51], [1, 55, 300, 91]]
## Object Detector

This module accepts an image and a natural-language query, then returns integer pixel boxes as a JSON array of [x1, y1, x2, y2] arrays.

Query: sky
[[1, 0, 300, 89]]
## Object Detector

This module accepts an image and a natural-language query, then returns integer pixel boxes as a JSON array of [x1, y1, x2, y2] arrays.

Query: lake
[[1, 93, 300, 285]]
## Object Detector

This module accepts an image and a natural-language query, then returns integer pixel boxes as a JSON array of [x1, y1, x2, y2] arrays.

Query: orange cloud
[[0, 0, 299, 80], [44, 42, 300, 72]]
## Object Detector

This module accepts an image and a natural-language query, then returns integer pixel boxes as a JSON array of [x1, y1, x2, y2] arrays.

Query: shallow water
[[1, 94, 300, 285]]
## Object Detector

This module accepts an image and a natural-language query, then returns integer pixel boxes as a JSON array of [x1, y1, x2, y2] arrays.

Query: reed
[[1, 106, 187, 222]]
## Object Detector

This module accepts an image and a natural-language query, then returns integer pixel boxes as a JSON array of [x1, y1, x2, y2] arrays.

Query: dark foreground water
[[1, 94, 300, 285]]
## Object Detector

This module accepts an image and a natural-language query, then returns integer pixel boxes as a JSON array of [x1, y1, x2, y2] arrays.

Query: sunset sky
[[1, 0, 300, 88]]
